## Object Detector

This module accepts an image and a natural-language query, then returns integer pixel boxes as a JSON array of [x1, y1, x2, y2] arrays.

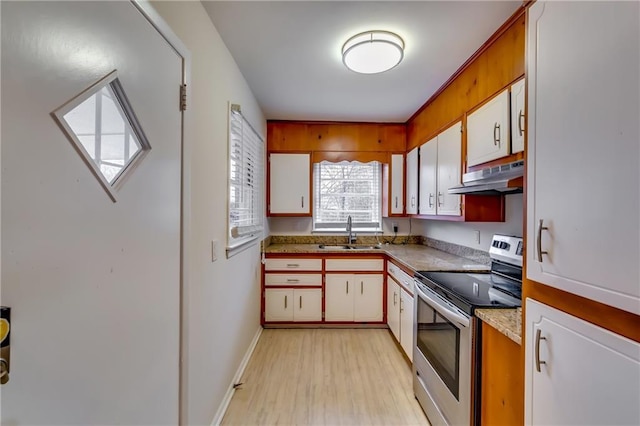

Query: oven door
[[413, 280, 472, 426]]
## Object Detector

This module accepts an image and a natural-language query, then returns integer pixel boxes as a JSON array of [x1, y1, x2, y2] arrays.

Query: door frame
[[128, 2, 192, 425]]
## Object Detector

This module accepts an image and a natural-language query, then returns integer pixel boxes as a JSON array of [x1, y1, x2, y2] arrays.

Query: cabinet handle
[[411, 196, 415, 208], [286, 264, 300, 268], [493, 122, 501, 146], [299, 295, 302, 309], [301, 196, 304, 208], [346, 281, 349, 294], [286, 278, 299, 283], [395, 197, 398, 208], [535, 329, 547, 372], [400, 298, 404, 313], [437, 192, 443, 207], [394, 292, 397, 306], [429, 193, 434, 208], [537, 219, 549, 262], [284, 295, 288, 309], [361, 281, 363, 295], [518, 110, 525, 136]]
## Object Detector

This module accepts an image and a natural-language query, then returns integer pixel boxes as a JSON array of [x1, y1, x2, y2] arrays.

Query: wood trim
[[407, 5, 527, 123], [311, 151, 390, 164]]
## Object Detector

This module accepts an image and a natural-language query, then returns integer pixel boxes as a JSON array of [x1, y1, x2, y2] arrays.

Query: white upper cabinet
[[526, 1, 640, 314], [269, 153, 310, 215], [418, 122, 461, 216], [418, 137, 437, 216], [525, 299, 640, 425], [436, 122, 462, 216], [390, 153, 404, 215], [406, 147, 419, 214], [467, 89, 510, 167], [510, 78, 525, 154]]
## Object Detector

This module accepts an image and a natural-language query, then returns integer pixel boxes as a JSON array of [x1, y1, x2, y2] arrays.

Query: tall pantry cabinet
[[524, 2, 640, 424]]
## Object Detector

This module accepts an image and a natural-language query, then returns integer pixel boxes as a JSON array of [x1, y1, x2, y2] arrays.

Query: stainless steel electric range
[[413, 234, 523, 426]]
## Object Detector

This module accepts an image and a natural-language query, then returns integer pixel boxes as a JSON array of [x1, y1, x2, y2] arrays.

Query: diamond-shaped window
[[53, 71, 151, 201]]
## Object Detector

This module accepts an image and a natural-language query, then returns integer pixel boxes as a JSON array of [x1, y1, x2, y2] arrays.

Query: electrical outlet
[[392, 222, 399, 233], [474, 230, 481, 245]]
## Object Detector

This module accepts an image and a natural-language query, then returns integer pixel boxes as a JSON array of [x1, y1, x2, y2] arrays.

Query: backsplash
[[422, 237, 491, 266]]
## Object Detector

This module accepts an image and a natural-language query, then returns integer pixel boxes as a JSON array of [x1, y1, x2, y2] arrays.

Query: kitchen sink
[[317, 244, 381, 250]]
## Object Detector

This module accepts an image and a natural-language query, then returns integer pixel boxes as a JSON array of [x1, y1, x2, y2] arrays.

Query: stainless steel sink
[[317, 244, 381, 250]]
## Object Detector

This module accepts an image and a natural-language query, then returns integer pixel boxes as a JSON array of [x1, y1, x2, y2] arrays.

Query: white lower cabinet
[[525, 299, 640, 426], [399, 288, 414, 361], [387, 275, 414, 361], [265, 288, 322, 322], [325, 274, 383, 322]]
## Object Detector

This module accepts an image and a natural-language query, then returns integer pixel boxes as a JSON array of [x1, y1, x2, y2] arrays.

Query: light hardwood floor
[[221, 329, 430, 426]]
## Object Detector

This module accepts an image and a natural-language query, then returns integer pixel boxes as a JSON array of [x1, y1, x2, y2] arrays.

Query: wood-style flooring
[[221, 329, 430, 425]]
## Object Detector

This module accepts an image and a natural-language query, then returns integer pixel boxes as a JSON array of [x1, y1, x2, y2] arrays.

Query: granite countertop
[[263, 243, 490, 273], [475, 307, 522, 345]]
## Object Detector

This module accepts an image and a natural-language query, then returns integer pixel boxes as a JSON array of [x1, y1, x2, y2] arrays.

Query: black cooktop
[[415, 270, 522, 315]]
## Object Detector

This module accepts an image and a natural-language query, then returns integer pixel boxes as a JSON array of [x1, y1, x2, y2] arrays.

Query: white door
[[399, 288, 414, 361], [269, 153, 310, 214], [353, 274, 383, 322], [467, 89, 510, 167], [405, 147, 419, 214], [510, 79, 525, 154], [437, 122, 462, 216], [418, 138, 437, 216], [526, 1, 640, 314], [293, 289, 322, 322], [2, 2, 183, 424], [525, 299, 640, 425], [325, 274, 354, 321], [390, 154, 404, 215], [265, 289, 294, 322], [387, 277, 401, 341]]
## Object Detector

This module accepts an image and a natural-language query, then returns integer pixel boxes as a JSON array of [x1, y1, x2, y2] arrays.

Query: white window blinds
[[313, 160, 382, 231], [228, 104, 264, 250]]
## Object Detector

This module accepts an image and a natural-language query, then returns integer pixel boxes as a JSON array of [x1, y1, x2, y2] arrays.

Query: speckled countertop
[[475, 307, 522, 345], [263, 243, 490, 273]]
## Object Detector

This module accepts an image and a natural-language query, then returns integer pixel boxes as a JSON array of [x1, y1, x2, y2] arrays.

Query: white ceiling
[[202, 1, 521, 123]]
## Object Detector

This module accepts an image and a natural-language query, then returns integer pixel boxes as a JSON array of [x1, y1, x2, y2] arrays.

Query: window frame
[[312, 160, 383, 233], [227, 104, 264, 256]]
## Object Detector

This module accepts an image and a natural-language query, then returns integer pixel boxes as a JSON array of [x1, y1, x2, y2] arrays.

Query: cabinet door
[[526, 1, 640, 314], [525, 299, 640, 425], [436, 121, 462, 216], [387, 277, 401, 341], [399, 288, 414, 361], [467, 89, 510, 167], [264, 289, 294, 322], [325, 274, 354, 321], [405, 147, 419, 214], [269, 153, 310, 215], [293, 289, 322, 322], [390, 154, 404, 215], [354, 274, 383, 322], [510, 79, 525, 154], [418, 138, 437, 216]]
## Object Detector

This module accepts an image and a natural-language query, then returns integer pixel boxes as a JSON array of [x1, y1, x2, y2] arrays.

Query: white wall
[[413, 194, 524, 252], [151, 2, 265, 425]]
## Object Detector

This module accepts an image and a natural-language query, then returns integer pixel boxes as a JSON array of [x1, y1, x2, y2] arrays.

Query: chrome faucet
[[346, 215, 357, 245]]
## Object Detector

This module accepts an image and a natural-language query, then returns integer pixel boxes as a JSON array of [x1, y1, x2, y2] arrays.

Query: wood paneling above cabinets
[[267, 121, 406, 154]]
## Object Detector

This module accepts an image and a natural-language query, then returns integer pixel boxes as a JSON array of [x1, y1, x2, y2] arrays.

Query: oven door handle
[[415, 282, 470, 328]]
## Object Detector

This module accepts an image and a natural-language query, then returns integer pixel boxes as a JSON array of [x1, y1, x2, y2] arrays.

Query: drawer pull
[[286, 264, 300, 268], [286, 278, 300, 283]]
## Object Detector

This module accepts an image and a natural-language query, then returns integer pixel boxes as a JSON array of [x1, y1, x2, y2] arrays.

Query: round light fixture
[[342, 30, 405, 74]]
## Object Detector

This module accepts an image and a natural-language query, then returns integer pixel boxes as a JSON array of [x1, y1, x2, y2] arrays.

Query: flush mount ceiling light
[[342, 30, 405, 74]]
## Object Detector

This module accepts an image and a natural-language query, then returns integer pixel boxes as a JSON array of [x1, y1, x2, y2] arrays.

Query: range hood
[[448, 160, 524, 195]]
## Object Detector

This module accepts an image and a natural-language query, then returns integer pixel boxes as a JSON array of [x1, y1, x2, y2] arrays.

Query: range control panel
[[489, 234, 523, 267]]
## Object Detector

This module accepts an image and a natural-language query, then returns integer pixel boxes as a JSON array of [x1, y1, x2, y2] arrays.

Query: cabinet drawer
[[325, 258, 384, 272], [264, 258, 322, 271], [387, 261, 415, 294], [265, 274, 322, 286]]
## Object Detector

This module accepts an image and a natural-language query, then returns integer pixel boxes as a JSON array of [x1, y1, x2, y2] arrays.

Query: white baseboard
[[210, 326, 263, 426]]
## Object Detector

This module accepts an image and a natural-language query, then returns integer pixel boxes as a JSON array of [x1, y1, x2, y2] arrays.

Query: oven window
[[416, 295, 460, 399]]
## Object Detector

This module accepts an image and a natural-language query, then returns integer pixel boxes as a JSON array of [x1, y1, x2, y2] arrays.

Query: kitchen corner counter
[[263, 243, 490, 273], [475, 308, 522, 345]]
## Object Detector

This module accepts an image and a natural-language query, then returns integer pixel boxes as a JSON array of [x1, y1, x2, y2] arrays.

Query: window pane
[[313, 161, 382, 230]]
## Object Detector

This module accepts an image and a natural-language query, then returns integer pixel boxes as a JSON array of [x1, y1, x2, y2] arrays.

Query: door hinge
[[180, 84, 187, 111]]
